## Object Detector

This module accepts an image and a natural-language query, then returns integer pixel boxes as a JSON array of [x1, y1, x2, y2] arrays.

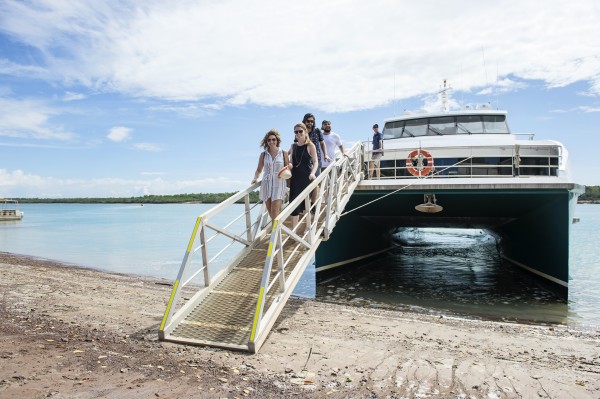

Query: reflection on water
[[315, 228, 576, 327]]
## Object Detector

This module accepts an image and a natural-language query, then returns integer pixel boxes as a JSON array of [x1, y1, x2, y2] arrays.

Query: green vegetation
[[12, 186, 599, 204], [17, 192, 259, 204], [579, 185, 600, 203]]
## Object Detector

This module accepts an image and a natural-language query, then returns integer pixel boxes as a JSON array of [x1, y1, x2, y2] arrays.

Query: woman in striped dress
[[251, 129, 290, 221]]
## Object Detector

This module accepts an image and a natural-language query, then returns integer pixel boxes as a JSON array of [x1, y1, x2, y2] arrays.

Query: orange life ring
[[406, 149, 434, 177]]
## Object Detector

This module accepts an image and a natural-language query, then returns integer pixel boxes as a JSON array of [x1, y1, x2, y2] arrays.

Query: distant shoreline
[[13, 192, 259, 204]]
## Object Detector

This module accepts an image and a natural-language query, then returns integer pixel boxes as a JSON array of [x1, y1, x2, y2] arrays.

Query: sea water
[[1, 203, 598, 330]]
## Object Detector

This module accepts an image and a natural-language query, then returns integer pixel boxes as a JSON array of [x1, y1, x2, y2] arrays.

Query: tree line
[[579, 185, 600, 203], [16, 192, 259, 204], [13, 186, 600, 204]]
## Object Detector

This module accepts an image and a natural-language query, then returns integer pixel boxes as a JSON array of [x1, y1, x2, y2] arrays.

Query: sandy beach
[[1, 252, 599, 398]]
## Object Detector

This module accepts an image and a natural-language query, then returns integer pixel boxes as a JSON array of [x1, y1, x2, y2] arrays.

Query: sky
[[1, 0, 600, 198]]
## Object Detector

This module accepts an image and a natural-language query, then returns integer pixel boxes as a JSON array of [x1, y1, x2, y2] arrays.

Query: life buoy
[[406, 149, 434, 177]]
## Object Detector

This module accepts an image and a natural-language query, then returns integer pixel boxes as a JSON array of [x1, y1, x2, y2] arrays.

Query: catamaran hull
[[315, 184, 582, 297]]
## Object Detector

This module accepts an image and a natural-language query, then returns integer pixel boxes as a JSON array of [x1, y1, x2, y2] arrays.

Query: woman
[[251, 129, 289, 221], [288, 123, 319, 230]]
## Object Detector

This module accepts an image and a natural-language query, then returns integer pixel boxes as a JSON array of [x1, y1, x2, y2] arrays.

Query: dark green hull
[[316, 184, 582, 297]]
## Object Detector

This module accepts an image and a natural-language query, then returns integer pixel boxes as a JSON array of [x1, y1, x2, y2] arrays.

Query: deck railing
[[362, 142, 562, 179]]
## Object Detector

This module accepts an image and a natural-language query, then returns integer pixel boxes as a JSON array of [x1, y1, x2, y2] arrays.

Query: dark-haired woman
[[288, 123, 319, 230]]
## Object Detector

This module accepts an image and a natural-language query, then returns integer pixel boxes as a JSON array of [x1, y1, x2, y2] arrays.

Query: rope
[[340, 156, 473, 216]]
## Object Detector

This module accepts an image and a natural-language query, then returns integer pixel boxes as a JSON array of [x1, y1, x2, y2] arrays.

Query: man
[[369, 123, 383, 179], [302, 113, 330, 205], [302, 113, 330, 174], [320, 120, 346, 171]]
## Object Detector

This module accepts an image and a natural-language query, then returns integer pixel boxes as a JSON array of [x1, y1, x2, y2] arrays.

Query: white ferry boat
[[316, 82, 583, 297], [0, 198, 24, 221]]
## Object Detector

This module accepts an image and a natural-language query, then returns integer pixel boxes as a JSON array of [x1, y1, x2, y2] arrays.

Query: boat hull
[[315, 182, 582, 297]]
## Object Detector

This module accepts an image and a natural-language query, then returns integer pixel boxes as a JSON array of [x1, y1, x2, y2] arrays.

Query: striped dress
[[259, 148, 287, 202]]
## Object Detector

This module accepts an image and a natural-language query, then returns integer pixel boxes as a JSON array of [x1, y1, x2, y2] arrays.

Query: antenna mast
[[439, 79, 451, 112]]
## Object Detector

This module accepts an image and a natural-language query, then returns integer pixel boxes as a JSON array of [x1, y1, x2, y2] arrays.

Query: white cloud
[[107, 126, 132, 142], [0, 97, 74, 140], [1, 1, 599, 112], [63, 91, 86, 101], [580, 106, 600, 113], [134, 142, 162, 152], [0, 168, 245, 198]]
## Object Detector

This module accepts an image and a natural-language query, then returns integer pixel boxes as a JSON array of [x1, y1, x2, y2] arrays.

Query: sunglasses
[[294, 130, 303, 134], [267, 138, 277, 142]]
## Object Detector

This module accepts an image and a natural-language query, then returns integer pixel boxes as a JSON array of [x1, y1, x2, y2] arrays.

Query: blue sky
[[1, 0, 599, 198]]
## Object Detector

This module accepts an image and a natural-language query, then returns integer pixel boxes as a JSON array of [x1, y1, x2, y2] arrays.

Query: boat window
[[428, 117, 456, 135], [482, 115, 509, 133], [456, 115, 483, 134], [383, 121, 404, 139], [403, 118, 428, 137]]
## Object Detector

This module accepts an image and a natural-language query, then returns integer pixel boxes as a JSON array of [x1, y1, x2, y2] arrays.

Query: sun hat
[[278, 166, 292, 179]]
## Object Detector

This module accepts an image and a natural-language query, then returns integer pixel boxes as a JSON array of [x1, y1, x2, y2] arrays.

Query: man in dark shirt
[[370, 123, 383, 179], [301, 113, 330, 206], [302, 113, 330, 175]]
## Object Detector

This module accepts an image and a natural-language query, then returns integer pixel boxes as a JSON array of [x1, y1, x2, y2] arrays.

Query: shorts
[[371, 152, 382, 166]]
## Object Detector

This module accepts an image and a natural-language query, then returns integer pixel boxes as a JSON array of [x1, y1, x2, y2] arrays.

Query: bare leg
[[368, 160, 374, 179], [265, 199, 273, 219], [270, 199, 282, 221], [292, 215, 299, 230]]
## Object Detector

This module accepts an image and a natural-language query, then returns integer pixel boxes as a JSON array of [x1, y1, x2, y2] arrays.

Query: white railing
[[361, 143, 561, 179], [159, 142, 363, 349], [247, 142, 363, 351], [159, 186, 270, 335]]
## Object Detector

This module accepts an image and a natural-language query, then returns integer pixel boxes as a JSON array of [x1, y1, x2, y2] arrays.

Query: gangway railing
[[159, 142, 363, 352]]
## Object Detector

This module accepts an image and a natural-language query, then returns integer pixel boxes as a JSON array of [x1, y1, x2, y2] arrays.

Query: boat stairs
[[159, 143, 363, 353]]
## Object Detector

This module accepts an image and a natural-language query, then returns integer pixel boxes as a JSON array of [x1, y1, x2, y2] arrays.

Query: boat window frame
[[383, 114, 510, 139]]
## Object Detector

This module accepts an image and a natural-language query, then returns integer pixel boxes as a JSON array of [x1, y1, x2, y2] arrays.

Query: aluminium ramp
[[161, 232, 317, 352], [159, 142, 363, 352]]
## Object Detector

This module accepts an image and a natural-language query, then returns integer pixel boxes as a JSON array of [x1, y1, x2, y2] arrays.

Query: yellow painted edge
[[266, 242, 273, 257], [159, 279, 180, 331], [271, 219, 278, 232], [249, 287, 265, 341], [186, 216, 202, 253]]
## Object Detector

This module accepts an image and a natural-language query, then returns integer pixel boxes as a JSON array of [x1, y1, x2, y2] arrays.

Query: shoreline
[[1, 252, 599, 398]]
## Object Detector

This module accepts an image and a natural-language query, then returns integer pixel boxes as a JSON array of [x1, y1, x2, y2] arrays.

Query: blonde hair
[[294, 123, 312, 145], [260, 128, 281, 149]]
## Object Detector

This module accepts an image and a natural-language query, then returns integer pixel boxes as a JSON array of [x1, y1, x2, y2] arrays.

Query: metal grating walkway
[[166, 235, 306, 350]]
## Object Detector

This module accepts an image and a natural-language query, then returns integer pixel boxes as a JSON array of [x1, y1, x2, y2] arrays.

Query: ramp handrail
[[247, 142, 363, 352], [159, 185, 271, 335], [159, 142, 364, 352]]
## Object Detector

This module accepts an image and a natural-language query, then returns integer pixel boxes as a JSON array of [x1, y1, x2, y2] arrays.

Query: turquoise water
[[1, 203, 598, 329]]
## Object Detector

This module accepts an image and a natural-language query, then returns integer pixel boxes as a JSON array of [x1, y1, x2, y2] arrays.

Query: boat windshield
[[383, 114, 509, 139]]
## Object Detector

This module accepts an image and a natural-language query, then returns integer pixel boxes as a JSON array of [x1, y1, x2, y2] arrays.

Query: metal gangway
[[159, 143, 363, 352]]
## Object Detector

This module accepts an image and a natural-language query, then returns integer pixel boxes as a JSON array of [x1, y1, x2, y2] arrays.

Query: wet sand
[[1, 252, 599, 398]]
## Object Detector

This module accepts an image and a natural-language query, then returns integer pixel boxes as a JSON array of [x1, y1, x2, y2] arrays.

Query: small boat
[[0, 198, 24, 221]]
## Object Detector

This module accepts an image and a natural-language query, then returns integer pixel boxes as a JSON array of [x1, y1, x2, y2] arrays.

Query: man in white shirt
[[320, 120, 346, 171]]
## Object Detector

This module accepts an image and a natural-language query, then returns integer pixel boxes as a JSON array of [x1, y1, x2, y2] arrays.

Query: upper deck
[[367, 107, 570, 180], [383, 108, 510, 139]]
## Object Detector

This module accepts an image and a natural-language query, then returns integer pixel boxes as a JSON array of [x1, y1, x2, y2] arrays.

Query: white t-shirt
[[321, 132, 343, 168]]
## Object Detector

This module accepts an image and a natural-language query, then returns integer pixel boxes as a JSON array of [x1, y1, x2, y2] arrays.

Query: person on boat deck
[[320, 120, 347, 171], [251, 129, 290, 221], [288, 123, 319, 231], [369, 123, 383, 179]]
